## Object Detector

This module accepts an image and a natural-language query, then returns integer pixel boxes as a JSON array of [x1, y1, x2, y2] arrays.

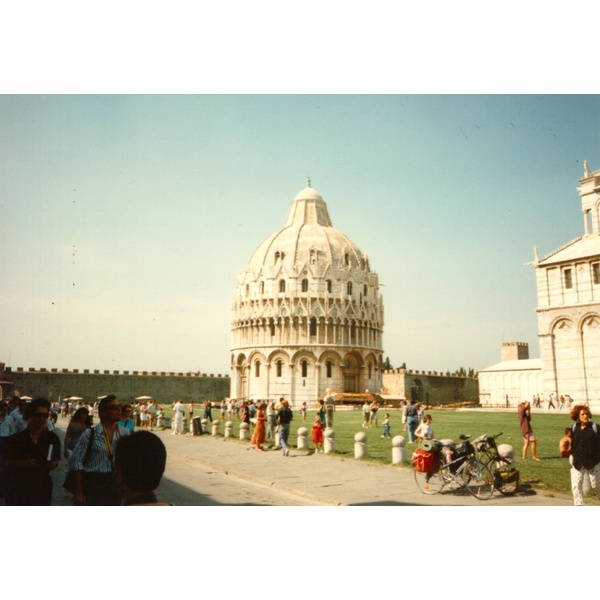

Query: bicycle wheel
[[462, 458, 494, 500], [414, 466, 445, 494]]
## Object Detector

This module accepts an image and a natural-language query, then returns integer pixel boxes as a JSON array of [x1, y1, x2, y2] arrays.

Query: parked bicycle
[[413, 434, 494, 500], [472, 432, 520, 495]]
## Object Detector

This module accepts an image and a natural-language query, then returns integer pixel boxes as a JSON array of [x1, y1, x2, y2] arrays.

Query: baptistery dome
[[230, 183, 384, 406]]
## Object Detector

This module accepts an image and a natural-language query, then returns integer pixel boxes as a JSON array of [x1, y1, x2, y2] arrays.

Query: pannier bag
[[452, 442, 471, 460], [413, 448, 436, 473]]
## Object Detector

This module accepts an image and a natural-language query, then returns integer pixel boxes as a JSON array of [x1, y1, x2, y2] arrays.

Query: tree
[[383, 356, 393, 370]]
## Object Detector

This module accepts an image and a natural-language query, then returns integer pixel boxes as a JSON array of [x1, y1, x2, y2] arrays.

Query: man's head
[[114, 431, 167, 494], [98, 395, 121, 422], [24, 398, 51, 429]]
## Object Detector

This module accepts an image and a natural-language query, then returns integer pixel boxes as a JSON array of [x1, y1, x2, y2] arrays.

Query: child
[[311, 415, 324, 453], [381, 413, 391, 438], [415, 414, 433, 442], [559, 427, 571, 457]]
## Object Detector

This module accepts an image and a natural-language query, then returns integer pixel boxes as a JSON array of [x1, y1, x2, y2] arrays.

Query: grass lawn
[[154, 405, 575, 496]]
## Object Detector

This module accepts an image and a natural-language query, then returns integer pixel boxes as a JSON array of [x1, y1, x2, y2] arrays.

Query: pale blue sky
[[1, 94, 599, 375]]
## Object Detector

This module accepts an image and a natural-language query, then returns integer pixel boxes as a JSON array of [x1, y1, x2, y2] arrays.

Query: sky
[[2, 94, 599, 376]]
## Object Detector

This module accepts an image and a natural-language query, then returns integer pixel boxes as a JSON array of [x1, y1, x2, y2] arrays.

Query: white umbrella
[[136, 395, 152, 400]]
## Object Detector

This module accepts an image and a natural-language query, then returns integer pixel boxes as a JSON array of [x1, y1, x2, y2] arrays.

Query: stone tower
[[230, 183, 384, 406], [534, 161, 600, 406]]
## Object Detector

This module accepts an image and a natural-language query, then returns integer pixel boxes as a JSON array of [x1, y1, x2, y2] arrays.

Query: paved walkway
[[147, 426, 576, 506]]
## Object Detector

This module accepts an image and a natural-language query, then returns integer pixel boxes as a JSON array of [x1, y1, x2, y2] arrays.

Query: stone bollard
[[240, 422, 249, 440], [224, 421, 233, 438], [201, 418, 208, 434], [324, 428, 335, 454], [354, 431, 368, 459], [392, 435, 407, 464], [212, 419, 220, 436], [297, 427, 308, 450]]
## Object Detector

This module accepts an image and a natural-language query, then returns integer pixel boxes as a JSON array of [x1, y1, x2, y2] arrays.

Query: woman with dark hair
[[518, 400, 540, 461], [249, 402, 267, 451], [4, 398, 62, 505], [63, 406, 90, 462], [569, 404, 600, 506]]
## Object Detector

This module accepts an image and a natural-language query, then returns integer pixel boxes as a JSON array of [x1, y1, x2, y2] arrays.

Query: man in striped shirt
[[69, 395, 130, 506]]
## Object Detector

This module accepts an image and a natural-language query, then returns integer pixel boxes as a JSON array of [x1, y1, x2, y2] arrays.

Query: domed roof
[[242, 184, 368, 278]]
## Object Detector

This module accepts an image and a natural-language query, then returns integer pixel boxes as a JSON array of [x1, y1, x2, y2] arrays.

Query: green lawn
[[155, 405, 575, 496]]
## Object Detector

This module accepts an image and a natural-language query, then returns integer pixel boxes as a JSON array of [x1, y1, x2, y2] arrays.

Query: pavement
[[142, 424, 576, 506], [4, 419, 579, 506]]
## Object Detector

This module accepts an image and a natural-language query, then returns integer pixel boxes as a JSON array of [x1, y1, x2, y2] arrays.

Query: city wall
[[382, 368, 479, 406], [0, 363, 230, 405]]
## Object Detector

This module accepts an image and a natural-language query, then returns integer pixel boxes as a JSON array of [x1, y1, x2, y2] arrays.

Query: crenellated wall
[[382, 368, 479, 406], [0, 365, 230, 404]]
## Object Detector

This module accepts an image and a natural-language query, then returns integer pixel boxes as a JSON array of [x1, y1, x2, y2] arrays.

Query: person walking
[[324, 389, 336, 428], [68, 395, 130, 506], [568, 404, 600, 506], [362, 401, 370, 428], [173, 400, 185, 435], [64, 406, 91, 463], [517, 400, 540, 461], [276, 400, 293, 457], [250, 403, 267, 451], [403, 399, 419, 443], [266, 401, 276, 439]]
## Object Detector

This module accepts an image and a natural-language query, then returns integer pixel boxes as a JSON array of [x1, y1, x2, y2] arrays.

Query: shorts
[[523, 433, 536, 442]]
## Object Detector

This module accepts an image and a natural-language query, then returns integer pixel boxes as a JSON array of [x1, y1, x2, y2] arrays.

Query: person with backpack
[[569, 404, 600, 506]]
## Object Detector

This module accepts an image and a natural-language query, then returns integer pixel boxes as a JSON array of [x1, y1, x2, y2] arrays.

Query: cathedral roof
[[538, 234, 600, 266], [243, 184, 369, 277]]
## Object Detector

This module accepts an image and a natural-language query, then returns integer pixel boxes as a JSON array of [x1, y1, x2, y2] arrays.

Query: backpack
[[572, 422, 598, 435]]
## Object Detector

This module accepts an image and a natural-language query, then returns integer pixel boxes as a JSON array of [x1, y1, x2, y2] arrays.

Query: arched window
[[270, 319, 275, 336], [310, 317, 317, 336], [326, 279, 332, 293], [326, 360, 333, 378], [260, 281, 265, 294], [279, 279, 286, 293], [347, 282, 353, 295], [301, 360, 308, 378], [363, 284, 368, 296], [255, 361, 261, 377], [245, 284, 250, 297], [276, 360, 283, 378], [345, 253, 350, 266], [302, 279, 309, 292]]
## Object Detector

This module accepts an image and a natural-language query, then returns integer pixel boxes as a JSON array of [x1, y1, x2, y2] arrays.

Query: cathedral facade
[[534, 161, 600, 407], [230, 183, 384, 406]]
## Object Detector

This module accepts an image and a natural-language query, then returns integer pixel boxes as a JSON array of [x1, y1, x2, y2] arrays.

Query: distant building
[[478, 343, 542, 407], [230, 183, 384, 406], [480, 162, 600, 409]]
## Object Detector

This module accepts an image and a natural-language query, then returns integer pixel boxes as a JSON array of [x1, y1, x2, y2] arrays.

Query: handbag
[[63, 427, 95, 494]]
